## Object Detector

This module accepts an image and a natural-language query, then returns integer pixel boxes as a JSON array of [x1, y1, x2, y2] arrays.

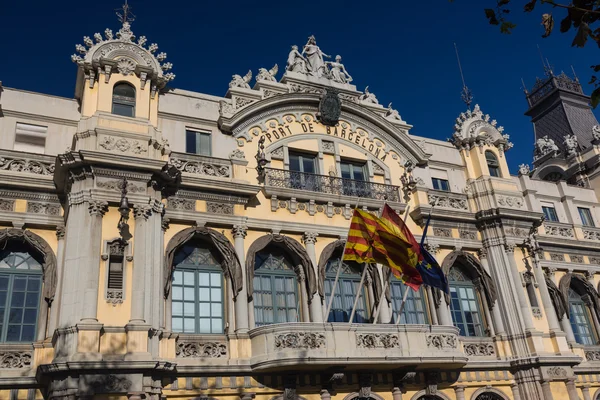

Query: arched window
[[112, 82, 136, 117], [390, 276, 428, 324], [485, 151, 500, 177], [568, 287, 598, 345], [254, 249, 298, 326], [475, 392, 505, 400], [0, 247, 43, 342], [448, 266, 485, 337], [171, 241, 224, 334], [324, 257, 368, 323]]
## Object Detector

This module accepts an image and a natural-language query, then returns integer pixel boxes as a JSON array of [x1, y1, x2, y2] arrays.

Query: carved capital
[[302, 231, 319, 245], [425, 242, 439, 255], [477, 247, 488, 259], [88, 200, 108, 217], [133, 205, 152, 220], [161, 217, 170, 232], [545, 266, 557, 279], [504, 242, 516, 253], [232, 224, 248, 239], [358, 373, 372, 399], [585, 270, 595, 281], [424, 371, 440, 396], [56, 226, 66, 239]]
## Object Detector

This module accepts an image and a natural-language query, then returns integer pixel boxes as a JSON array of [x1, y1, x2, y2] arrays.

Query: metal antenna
[[116, 0, 135, 25], [521, 78, 528, 94], [454, 43, 473, 110], [537, 45, 553, 76], [571, 65, 580, 82]]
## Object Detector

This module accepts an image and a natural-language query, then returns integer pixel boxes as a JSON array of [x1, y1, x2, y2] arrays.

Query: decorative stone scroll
[[585, 350, 600, 361], [98, 136, 147, 155], [0, 156, 55, 176], [0, 199, 15, 212], [26, 202, 61, 216], [497, 195, 524, 208], [0, 351, 32, 368], [97, 179, 146, 193], [167, 198, 195, 211], [544, 224, 574, 238], [356, 333, 400, 349], [583, 229, 600, 241], [433, 228, 452, 238], [459, 230, 477, 240], [546, 366, 568, 378], [206, 202, 234, 215], [170, 157, 231, 178], [463, 343, 495, 356], [426, 334, 457, 349], [275, 332, 325, 349], [428, 194, 468, 211], [504, 227, 528, 237], [176, 341, 227, 358]]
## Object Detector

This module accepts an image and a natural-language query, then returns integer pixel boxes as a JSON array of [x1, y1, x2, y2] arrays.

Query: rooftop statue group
[[286, 36, 353, 84]]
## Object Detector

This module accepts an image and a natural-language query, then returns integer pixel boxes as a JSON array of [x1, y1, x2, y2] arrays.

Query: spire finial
[[454, 43, 473, 110], [116, 0, 135, 25], [537, 45, 553, 77], [571, 65, 580, 83], [521, 78, 528, 94]]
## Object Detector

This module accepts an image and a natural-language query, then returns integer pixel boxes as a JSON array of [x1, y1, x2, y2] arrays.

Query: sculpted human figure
[[593, 125, 600, 141], [385, 103, 403, 122], [302, 36, 330, 77], [286, 45, 307, 73], [536, 135, 559, 156], [359, 86, 379, 104], [564, 134, 578, 156], [327, 55, 353, 84]]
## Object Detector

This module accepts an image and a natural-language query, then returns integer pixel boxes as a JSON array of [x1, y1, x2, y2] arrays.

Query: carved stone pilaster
[[302, 231, 319, 245], [56, 226, 66, 240], [358, 373, 372, 399], [232, 224, 248, 239], [88, 200, 108, 217], [133, 205, 152, 220], [283, 376, 297, 400], [161, 217, 170, 232], [477, 247, 488, 260], [424, 372, 440, 396]]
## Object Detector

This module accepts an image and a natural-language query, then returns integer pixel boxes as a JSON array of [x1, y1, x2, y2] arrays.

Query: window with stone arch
[[0, 244, 44, 342], [112, 82, 136, 117], [324, 256, 368, 323], [474, 392, 506, 400], [254, 247, 299, 326], [568, 286, 598, 345], [390, 275, 429, 324], [448, 266, 486, 337], [485, 150, 501, 177], [171, 240, 224, 334]]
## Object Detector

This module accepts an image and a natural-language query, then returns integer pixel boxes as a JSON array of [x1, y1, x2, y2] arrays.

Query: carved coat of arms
[[317, 89, 341, 126]]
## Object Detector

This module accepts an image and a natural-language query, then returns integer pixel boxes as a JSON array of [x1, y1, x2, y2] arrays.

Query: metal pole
[[372, 205, 411, 324], [394, 286, 411, 324], [348, 265, 369, 323]]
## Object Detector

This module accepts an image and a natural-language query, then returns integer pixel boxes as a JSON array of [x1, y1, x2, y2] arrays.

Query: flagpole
[[372, 205, 411, 324], [348, 263, 368, 323], [324, 197, 361, 322], [394, 287, 410, 324]]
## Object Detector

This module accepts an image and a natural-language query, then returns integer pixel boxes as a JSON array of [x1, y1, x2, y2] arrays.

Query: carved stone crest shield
[[317, 89, 341, 126]]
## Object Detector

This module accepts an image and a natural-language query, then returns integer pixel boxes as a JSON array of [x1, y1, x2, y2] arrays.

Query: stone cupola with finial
[[71, 1, 174, 124]]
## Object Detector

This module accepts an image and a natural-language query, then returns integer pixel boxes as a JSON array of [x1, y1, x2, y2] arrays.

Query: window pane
[[289, 154, 301, 172], [579, 208, 595, 227], [199, 303, 210, 317], [112, 103, 134, 117], [172, 302, 183, 316], [198, 133, 211, 156], [185, 130, 197, 154], [211, 319, 222, 333]]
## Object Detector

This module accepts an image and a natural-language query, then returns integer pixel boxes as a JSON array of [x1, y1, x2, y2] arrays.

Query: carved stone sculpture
[[286, 45, 308, 73], [518, 164, 530, 176], [229, 70, 252, 89], [302, 36, 330, 77], [359, 86, 379, 104], [593, 125, 600, 142], [385, 103, 403, 122], [564, 134, 579, 157], [275, 332, 326, 349], [256, 64, 278, 82], [326, 55, 352, 84], [536, 135, 559, 157], [176, 341, 227, 358], [356, 333, 400, 348]]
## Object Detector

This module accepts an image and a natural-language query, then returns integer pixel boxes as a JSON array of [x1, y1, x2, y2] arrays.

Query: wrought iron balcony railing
[[264, 168, 400, 202]]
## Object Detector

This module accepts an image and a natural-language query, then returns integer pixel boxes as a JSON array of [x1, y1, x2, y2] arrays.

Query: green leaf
[[501, 21, 517, 33], [485, 9, 499, 25], [591, 87, 600, 108]]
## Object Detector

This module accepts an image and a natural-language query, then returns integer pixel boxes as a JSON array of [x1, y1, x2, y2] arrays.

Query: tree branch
[[541, 0, 600, 16]]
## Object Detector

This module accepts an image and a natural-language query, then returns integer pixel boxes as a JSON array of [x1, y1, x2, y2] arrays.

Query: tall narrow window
[[112, 83, 136, 117], [340, 160, 368, 197], [431, 178, 450, 191], [324, 257, 368, 323], [579, 207, 595, 227], [542, 205, 559, 222], [171, 242, 224, 334], [568, 288, 597, 345], [289, 151, 318, 191], [485, 151, 500, 177], [390, 277, 428, 324], [186, 130, 212, 156], [448, 267, 485, 337], [0, 248, 43, 342], [253, 250, 298, 326]]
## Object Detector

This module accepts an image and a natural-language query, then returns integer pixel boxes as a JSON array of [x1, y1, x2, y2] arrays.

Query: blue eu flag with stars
[[416, 214, 449, 294]]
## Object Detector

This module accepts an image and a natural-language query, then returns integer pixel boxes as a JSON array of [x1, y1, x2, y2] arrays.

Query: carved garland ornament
[[426, 334, 457, 349], [463, 343, 495, 356], [585, 351, 600, 361], [497, 195, 524, 208], [98, 136, 147, 154], [544, 225, 574, 238], [0, 351, 32, 368], [274, 332, 326, 349], [26, 202, 61, 216], [546, 366, 568, 378], [0, 157, 55, 176], [356, 333, 400, 349], [176, 341, 227, 358], [428, 194, 468, 211], [171, 158, 231, 178]]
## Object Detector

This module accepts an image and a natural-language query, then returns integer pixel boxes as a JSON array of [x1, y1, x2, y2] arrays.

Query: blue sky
[[1, 1, 598, 173]]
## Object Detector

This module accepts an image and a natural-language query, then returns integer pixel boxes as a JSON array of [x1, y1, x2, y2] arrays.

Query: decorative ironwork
[[264, 168, 399, 202]]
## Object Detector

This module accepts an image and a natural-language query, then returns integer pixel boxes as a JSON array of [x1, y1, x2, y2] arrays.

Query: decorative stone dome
[[450, 104, 513, 153]]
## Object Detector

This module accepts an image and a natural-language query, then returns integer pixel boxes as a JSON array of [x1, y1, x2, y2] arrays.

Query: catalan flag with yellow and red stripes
[[343, 208, 423, 290]]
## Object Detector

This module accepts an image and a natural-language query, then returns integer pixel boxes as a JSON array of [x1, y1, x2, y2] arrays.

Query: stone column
[[47, 227, 66, 338], [510, 384, 522, 400], [232, 225, 249, 333], [320, 389, 331, 400], [479, 249, 505, 334], [160, 217, 170, 330], [129, 205, 151, 324], [583, 294, 600, 336], [81, 200, 108, 322], [475, 278, 495, 336], [438, 293, 453, 326], [377, 265, 392, 324], [582, 385, 592, 400], [531, 251, 562, 333], [391, 386, 404, 400], [541, 381, 554, 400], [298, 268, 310, 322], [303, 232, 323, 322], [566, 378, 579, 400], [425, 287, 438, 325], [505, 244, 535, 331], [453, 385, 466, 400]]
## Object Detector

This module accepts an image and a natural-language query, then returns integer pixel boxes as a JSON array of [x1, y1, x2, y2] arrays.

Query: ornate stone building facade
[[2, 9, 600, 400]]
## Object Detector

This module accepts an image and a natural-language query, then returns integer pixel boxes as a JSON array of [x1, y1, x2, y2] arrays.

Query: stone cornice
[[0, 211, 63, 228], [158, 111, 219, 127], [1, 109, 79, 127]]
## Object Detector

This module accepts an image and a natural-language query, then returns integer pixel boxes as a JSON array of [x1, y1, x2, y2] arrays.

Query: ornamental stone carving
[[564, 134, 579, 157], [504, 227, 528, 237], [98, 136, 147, 154], [229, 71, 252, 89], [450, 104, 512, 152], [232, 225, 247, 238], [88, 200, 108, 217], [229, 149, 246, 160], [106, 289, 123, 306], [593, 125, 600, 142], [89, 374, 132, 392], [518, 164, 531, 176], [497, 195, 523, 209], [176, 341, 227, 358], [428, 194, 468, 211], [583, 230, 600, 241], [571, 255, 584, 263], [356, 333, 400, 349], [426, 334, 457, 349], [133, 204, 152, 220], [322, 141, 335, 154], [26, 202, 61, 216], [275, 332, 326, 349], [459, 230, 477, 240], [544, 224, 574, 238], [0, 351, 32, 368], [549, 253, 565, 262], [0, 156, 55, 175], [547, 366, 568, 378], [0, 199, 15, 212], [256, 64, 278, 82], [463, 343, 495, 356], [167, 198, 195, 211], [433, 228, 452, 238], [385, 103, 404, 123], [585, 351, 600, 361], [116, 57, 136, 75], [171, 157, 231, 178], [359, 86, 379, 105], [302, 232, 318, 245], [206, 202, 234, 215], [97, 179, 146, 193], [536, 136, 559, 158]]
